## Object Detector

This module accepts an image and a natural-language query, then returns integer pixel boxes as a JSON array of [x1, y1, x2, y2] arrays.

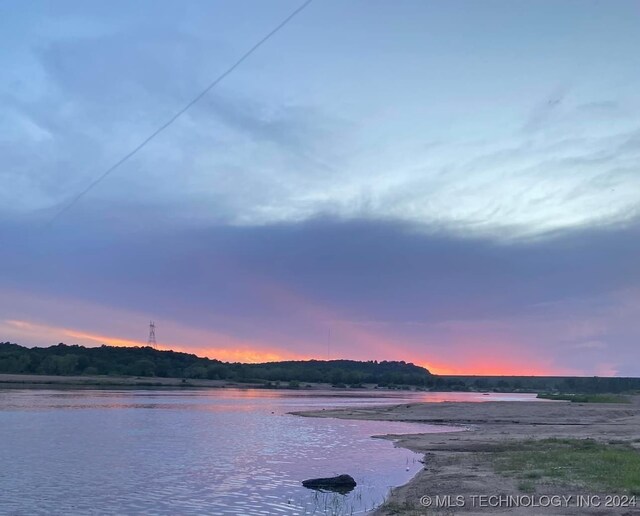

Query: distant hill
[[0, 342, 433, 387]]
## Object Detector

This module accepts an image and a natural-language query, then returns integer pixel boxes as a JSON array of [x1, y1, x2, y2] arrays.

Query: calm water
[[0, 389, 539, 515]]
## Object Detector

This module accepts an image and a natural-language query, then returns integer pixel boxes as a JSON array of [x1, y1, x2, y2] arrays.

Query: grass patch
[[537, 393, 629, 403], [494, 438, 640, 495], [517, 480, 536, 493]]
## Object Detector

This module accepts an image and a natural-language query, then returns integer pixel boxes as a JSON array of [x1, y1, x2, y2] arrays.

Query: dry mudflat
[[293, 397, 640, 515]]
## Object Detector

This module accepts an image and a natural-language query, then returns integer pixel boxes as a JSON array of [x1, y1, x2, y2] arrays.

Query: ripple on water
[[0, 389, 477, 515]]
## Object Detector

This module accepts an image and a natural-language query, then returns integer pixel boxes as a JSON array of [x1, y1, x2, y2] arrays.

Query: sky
[[1, 0, 639, 376]]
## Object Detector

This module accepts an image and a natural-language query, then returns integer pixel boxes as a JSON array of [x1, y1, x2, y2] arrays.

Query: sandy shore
[[293, 397, 640, 515], [0, 373, 246, 388]]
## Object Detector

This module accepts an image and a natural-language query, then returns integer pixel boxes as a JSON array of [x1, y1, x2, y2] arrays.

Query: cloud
[[2, 1, 640, 376], [4, 17, 640, 236], [1, 214, 639, 375]]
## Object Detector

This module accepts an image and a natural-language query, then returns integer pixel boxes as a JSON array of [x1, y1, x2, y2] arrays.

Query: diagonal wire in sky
[[49, 0, 314, 225]]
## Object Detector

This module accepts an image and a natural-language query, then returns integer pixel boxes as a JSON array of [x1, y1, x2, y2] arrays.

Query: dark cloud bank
[[1, 211, 639, 374]]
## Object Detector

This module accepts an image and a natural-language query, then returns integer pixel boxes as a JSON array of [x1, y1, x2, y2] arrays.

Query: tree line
[[1, 342, 639, 392], [0, 342, 434, 387]]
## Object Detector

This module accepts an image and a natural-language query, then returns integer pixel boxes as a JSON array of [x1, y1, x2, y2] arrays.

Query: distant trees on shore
[[1, 342, 639, 393], [0, 342, 433, 387]]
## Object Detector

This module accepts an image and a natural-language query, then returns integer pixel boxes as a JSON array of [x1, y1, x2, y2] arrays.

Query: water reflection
[[0, 388, 544, 411], [0, 389, 536, 515]]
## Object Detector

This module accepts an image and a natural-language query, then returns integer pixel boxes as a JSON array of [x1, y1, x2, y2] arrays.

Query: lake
[[0, 389, 540, 515]]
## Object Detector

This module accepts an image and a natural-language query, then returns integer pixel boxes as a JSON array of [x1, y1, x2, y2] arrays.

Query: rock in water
[[301, 474, 357, 494]]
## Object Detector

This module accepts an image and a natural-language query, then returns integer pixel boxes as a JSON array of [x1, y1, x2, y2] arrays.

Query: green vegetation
[[517, 480, 536, 493], [2, 342, 640, 393], [446, 374, 640, 394], [494, 438, 640, 495], [537, 393, 630, 403], [0, 342, 433, 387]]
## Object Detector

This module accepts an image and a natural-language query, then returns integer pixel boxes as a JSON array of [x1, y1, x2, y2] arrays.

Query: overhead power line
[[49, 0, 314, 225]]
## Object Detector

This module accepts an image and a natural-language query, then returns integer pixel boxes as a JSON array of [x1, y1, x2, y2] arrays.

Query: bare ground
[[292, 397, 640, 515], [0, 372, 239, 388]]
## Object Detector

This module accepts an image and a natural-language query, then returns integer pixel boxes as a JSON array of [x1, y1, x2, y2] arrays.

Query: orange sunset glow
[[3, 317, 569, 376], [3, 319, 308, 364]]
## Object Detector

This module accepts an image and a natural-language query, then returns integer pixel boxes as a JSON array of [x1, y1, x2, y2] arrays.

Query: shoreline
[[293, 397, 640, 515], [4, 375, 638, 513], [0, 373, 540, 395], [0, 372, 243, 389], [0, 373, 373, 391]]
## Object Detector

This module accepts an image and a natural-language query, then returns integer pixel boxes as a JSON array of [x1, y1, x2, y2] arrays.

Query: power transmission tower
[[148, 321, 157, 348]]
